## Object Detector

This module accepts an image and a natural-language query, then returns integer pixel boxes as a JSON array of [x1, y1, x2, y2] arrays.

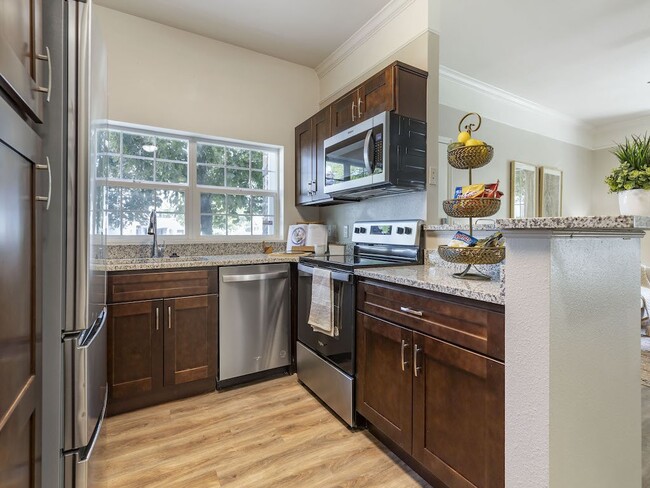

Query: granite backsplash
[[106, 241, 287, 260]]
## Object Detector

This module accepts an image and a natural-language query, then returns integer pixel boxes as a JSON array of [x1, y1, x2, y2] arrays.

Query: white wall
[[95, 6, 320, 239], [438, 104, 594, 222]]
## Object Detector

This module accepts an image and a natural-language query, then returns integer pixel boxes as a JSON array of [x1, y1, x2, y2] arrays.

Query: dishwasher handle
[[222, 270, 288, 283]]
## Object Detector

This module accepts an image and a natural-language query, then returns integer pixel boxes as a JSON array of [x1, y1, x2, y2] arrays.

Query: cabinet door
[[311, 106, 331, 202], [356, 312, 413, 453], [358, 66, 393, 120], [295, 118, 313, 205], [0, 0, 45, 122], [164, 295, 217, 386], [412, 332, 504, 488], [331, 90, 358, 133], [0, 140, 41, 487], [108, 300, 164, 400]]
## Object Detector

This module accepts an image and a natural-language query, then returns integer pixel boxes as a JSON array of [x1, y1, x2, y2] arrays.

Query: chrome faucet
[[147, 210, 159, 258]]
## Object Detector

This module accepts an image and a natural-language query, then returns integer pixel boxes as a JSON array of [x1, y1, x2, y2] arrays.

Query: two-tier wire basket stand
[[438, 112, 505, 280]]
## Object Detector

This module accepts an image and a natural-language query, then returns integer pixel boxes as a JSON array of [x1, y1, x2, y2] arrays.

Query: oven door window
[[297, 268, 355, 376], [325, 126, 383, 187]]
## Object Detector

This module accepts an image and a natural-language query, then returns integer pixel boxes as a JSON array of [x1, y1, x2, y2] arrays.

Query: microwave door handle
[[363, 129, 374, 174]]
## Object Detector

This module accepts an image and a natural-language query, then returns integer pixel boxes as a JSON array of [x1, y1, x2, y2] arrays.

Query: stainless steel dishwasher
[[218, 263, 291, 388]]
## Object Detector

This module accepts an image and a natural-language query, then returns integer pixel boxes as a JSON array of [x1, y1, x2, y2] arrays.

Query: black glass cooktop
[[300, 254, 410, 272]]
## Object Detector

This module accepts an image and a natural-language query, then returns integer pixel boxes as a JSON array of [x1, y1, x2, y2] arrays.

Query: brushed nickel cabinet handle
[[400, 340, 409, 371], [34, 46, 52, 102], [351, 101, 356, 121], [35, 156, 52, 210], [400, 306, 423, 317], [155, 307, 159, 331], [168, 306, 172, 329], [414, 344, 422, 377], [358, 97, 363, 118]]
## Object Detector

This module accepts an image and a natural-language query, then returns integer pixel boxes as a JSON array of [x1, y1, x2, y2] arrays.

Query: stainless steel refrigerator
[[41, 1, 108, 486]]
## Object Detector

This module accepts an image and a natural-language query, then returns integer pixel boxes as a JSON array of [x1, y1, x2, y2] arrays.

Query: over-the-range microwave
[[323, 111, 426, 200]]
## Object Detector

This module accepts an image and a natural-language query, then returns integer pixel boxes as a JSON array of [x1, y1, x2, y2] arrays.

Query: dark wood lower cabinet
[[412, 333, 505, 488], [356, 313, 412, 452], [164, 295, 217, 386], [107, 289, 218, 415], [356, 280, 505, 488], [108, 300, 163, 400]]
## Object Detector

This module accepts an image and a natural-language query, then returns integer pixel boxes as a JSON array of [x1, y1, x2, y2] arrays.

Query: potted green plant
[[605, 133, 650, 216]]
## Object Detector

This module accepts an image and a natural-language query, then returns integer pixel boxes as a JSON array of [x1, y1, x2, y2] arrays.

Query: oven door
[[297, 263, 355, 375], [324, 112, 387, 196]]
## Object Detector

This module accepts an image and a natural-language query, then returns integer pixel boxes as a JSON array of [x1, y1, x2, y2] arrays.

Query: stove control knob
[[396, 227, 405, 235], [404, 227, 413, 235]]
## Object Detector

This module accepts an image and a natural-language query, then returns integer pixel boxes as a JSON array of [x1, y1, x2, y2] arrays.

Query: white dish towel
[[308, 267, 336, 337]]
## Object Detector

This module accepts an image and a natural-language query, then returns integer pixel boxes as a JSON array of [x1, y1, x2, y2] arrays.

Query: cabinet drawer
[[108, 270, 218, 303], [357, 280, 504, 362]]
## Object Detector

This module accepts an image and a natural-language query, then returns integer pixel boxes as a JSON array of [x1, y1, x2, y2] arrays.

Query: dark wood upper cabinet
[[356, 312, 413, 453], [295, 106, 333, 206], [164, 295, 217, 387], [311, 106, 331, 201], [330, 61, 427, 134], [356, 279, 505, 488], [295, 61, 427, 206], [412, 333, 505, 488], [295, 118, 314, 205], [331, 90, 359, 134], [108, 300, 164, 401], [0, 0, 46, 123]]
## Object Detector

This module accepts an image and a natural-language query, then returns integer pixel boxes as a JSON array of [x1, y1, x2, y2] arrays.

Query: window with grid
[[95, 124, 280, 240]]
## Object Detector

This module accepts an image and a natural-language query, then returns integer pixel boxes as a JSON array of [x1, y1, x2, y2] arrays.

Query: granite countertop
[[497, 215, 650, 230], [423, 223, 498, 232], [94, 253, 302, 272], [354, 265, 504, 305]]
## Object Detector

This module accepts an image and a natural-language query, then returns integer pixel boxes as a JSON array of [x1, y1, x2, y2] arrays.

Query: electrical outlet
[[429, 167, 437, 186], [343, 225, 349, 239]]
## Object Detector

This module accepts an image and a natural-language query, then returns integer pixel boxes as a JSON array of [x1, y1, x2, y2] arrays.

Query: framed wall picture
[[510, 161, 538, 218], [539, 167, 563, 217]]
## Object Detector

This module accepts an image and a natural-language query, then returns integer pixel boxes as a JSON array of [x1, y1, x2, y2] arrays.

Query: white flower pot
[[618, 189, 650, 216]]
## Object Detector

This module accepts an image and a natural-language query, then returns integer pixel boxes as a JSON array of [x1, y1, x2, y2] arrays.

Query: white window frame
[[101, 121, 284, 244]]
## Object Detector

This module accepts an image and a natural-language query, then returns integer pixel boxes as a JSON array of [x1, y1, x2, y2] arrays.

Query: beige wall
[[318, 0, 430, 105], [95, 6, 320, 239]]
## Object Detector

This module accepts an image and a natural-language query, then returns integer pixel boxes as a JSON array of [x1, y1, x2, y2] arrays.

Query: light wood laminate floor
[[95, 375, 429, 487]]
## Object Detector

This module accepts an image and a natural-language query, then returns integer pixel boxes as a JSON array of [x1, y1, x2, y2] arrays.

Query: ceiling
[[95, 0, 392, 68], [96, 0, 649, 128], [440, 0, 650, 127]]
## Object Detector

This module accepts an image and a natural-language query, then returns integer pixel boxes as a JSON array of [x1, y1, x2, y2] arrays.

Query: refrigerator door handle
[[62, 306, 107, 346], [62, 383, 108, 463]]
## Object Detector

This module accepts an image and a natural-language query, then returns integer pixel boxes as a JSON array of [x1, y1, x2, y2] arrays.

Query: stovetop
[[299, 254, 415, 272]]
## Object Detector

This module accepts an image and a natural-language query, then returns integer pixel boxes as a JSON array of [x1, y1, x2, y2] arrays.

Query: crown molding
[[593, 114, 650, 150], [439, 65, 588, 129], [315, 0, 418, 79], [439, 65, 596, 149]]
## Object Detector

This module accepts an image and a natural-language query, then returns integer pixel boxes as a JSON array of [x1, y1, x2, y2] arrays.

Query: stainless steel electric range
[[296, 220, 423, 426]]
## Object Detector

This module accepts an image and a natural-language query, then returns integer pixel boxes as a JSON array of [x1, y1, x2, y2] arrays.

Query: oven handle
[[298, 263, 353, 283]]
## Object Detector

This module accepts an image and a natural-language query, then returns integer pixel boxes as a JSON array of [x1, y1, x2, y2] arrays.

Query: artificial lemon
[[465, 138, 483, 146], [457, 131, 471, 144], [447, 142, 464, 152]]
